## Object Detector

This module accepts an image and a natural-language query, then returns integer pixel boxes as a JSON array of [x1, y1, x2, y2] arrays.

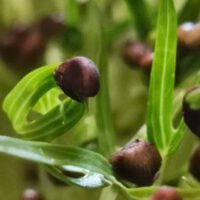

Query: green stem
[[95, 5, 115, 158], [96, 35, 115, 158], [155, 132, 197, 185], [125, 0, 152, 39], [65, 0, 79, 26], [154, 155, 169, 185]]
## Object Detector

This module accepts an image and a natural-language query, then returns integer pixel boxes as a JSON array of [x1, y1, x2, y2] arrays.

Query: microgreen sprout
[[1, 0, 200, 199]]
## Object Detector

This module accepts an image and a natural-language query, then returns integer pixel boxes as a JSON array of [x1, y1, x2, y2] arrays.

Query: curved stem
[[95, 3, 115, 158], [96, 32, 115, 158]]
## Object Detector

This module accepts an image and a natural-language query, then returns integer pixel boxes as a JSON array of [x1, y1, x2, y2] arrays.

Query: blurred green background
[[0, 0, 197, 199]]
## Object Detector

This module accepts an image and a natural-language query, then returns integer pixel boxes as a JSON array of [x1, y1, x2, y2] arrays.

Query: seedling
[[1, 0, 200, 199]]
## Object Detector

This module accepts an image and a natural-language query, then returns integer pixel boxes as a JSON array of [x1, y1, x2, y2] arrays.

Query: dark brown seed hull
[[110, 140, 161, 186]]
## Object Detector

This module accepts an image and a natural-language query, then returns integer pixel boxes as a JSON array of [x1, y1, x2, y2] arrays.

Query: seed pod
[[17, 29, 46, 67], [178, 22, 200, 49], [110, 139, 161, 186], [0, 24, 29, 66], [0, 14, 64, 71], [122, 41, 153, 71], [189, 145, 200, 181], [149, 187, 182, 200], [0, 24, 45, 70], [54, 56, 100, 102], [21, 189, 44, 200], [183, 86, 200, 137]]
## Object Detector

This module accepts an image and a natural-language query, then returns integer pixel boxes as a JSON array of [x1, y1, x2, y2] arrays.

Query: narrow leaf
[[147, 0, 177, 154], [0, 136, 113, 188], [3, 64, 86, 141], [33, 87, 61, 114]]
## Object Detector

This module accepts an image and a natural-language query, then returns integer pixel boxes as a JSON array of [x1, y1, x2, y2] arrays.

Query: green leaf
[[3, 64, 86, 141], [125, 0, 152, 39], [0, 136, 113, 188], [33, 87, 62, 114], [147, 0, 177, 155], [95, 5, 116, 158], [168, 71, 200, 154], [65, 0, 80, 26]]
